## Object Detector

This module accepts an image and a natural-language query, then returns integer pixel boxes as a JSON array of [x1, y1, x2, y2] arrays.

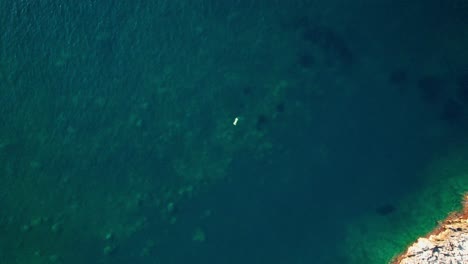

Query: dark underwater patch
[[456, 73, 468, 103], [376, 204, 396, 216], [417, 75, 445, 104]]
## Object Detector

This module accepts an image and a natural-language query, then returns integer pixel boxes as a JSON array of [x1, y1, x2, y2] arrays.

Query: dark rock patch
[[302, 26, 354, 65], [418, 75, 445, 104], [275, 102, 285, 113], [456, 73, 468, 103], [389, 70, 408, 85], [440, 99, 465, 123], [376, 204, 396, 216], [256, 114, 268, 130], [297, 53, 315, 69]]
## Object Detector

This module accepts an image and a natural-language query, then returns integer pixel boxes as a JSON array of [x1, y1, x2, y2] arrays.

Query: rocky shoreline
[[391, 194, 468, 264]]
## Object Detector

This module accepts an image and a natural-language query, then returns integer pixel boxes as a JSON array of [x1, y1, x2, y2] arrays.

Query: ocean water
[[0, 0, 467, 263]]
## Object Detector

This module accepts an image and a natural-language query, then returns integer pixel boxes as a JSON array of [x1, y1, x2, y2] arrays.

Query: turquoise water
[[0, 1, 467, 263]]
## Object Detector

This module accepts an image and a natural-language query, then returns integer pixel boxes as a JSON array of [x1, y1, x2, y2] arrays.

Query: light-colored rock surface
[[392, 194, 468, 264]]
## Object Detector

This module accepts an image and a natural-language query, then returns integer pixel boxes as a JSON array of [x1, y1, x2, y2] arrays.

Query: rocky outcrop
[[392, 194, 468, 264]]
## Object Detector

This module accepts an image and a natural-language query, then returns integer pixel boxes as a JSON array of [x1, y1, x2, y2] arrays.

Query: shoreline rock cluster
[[392, 194, 468, 264]]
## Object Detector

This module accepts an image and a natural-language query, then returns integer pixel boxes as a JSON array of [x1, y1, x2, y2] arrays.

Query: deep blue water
[[0, 0, 467, 263]]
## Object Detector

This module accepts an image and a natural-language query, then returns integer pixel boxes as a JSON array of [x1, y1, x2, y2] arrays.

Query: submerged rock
[[392, 194, 468, 263], [376, 203, 396, 216]]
